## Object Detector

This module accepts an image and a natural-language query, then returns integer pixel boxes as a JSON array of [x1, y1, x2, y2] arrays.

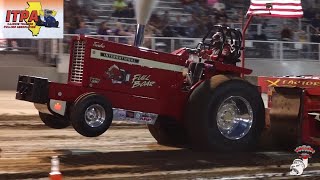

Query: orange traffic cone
[[49, 156, 62, 180]]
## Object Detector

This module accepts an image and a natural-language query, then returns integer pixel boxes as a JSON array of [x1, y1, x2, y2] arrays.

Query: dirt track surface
[[1, 117, 320, 180]]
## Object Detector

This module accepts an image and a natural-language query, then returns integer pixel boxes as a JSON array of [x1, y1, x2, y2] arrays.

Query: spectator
[[123, 1, 135, 18], [254, 31, 272, 58], [149, 14, 163, 29], [69, 0, 81, 11], [219, 16, 229, 27], [64, 22, 72, 34], [64, 0, 81, 33], [304, 8, 317, 20], [161, 25, 175, 37], [183, 15, 197, 37], [215, 9, 228, 22], [199, 1, 212, 16], [114, 22, 132, 36], [143, 25, 156, 48], [158, 11, 175, 37], [75, 21, 91, 35], [172, 15, 187, 36], [194, 23, 207, 37], [200, 16, 210, 31], [97, 21, 112, 35], [114, 22, 133, 44], [161, 11, 171, 24], [5, 40, 19, 51], [67, 14, 82, 34], [280, 25, 293, 41], [181, 0, 201, 14], [207, 0, 219, 6], [112, 0, 128, 17], [311, 13, 320, 32], [310, 15, 320, 56], [77, 0, 97, 21], [261, 19, 268, 30], [126, 25, 136, 45]]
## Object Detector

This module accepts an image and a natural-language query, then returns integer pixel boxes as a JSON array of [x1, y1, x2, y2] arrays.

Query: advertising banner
[[258, 76, 320, 93], [0, 0, 63, 39]]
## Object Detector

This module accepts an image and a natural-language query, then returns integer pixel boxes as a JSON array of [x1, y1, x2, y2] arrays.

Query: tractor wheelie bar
[[15, 0, 320, 151]]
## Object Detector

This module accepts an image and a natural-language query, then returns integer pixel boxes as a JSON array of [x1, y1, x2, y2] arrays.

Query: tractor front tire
[[186, 78, 265, 151], [70, 93, 113, 137], [39, 112, 70, 129], [148, 116, 187, 147]]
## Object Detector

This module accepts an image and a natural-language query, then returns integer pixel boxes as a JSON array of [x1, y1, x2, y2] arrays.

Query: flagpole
[[242, 2, 245, 29]]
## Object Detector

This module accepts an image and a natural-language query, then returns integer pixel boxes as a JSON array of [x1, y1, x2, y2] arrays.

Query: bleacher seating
[[74, 0, 319, 41], [84, 0, 191, 34]]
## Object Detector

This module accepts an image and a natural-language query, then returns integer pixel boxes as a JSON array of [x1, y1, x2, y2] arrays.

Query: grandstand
[[67, 0, 319, 43], [83, 0, 191, 35]]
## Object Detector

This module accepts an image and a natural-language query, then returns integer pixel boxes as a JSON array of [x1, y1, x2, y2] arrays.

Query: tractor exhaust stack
[[134, 0, 158, 47], [134, 24, 145, 47]]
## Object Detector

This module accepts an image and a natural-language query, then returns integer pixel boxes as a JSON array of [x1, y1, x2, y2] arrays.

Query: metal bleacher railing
[[46, 34, 320, 68], [0, 34, 319, 67]]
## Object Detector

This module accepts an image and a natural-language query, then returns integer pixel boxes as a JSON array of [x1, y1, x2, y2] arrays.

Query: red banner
[[258, 76, 320, 93]]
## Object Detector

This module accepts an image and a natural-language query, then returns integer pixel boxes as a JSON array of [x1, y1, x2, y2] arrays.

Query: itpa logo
[[4, 2, 59, 36], [0, 0, 63, 39], [289, 145, 315, 176]]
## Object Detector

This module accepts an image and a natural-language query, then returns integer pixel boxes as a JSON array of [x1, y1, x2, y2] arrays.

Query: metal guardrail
[[0, 39, 38, 52], [71, 35, 319, 61], [0, 35, 319, 67]]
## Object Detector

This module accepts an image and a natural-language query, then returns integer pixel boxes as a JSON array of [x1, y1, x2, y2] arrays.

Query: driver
[[202, 32, 231, 62]]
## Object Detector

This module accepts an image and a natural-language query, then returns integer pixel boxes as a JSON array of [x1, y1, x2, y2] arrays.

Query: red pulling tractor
[[15, 5, 320, 151], [16, 24, 265, 151]]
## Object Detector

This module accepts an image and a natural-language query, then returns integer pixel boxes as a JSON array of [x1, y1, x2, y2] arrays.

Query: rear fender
[[188, 75, 260, 99], [190, 74, 232, 94]]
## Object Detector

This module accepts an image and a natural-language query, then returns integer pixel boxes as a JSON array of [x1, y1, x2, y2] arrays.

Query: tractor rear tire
[[39, 112, 70, 129], [148, 116, 187, 147], [70, 93, 113, 137], [186, 78, 265, 151]]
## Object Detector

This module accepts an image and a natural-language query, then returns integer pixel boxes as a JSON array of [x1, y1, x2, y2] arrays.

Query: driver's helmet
[[212, 32, 223, 43]]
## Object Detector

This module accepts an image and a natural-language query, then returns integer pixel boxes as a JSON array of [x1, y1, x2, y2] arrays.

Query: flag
[[247, 0, 303, 18]]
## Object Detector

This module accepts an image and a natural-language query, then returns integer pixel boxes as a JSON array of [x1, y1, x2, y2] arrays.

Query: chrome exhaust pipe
[[134, 24, 145, 47], [133, 0, 158, 47]]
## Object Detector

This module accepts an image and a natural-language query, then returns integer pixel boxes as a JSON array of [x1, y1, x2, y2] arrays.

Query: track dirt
[[0, 117, 320, 179]]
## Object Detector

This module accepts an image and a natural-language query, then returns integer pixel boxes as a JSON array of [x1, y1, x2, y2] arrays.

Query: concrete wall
[[0, 54, 62, 90], [0, 66, 60, 90], [0, 54, 46, 67], [245, 60, 320, 76]]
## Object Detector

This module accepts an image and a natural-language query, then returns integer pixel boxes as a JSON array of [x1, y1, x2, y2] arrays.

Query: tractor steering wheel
[[195, 41, 214, 60], [197, 41, 214, 51], [186, 41, 210, 56]]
